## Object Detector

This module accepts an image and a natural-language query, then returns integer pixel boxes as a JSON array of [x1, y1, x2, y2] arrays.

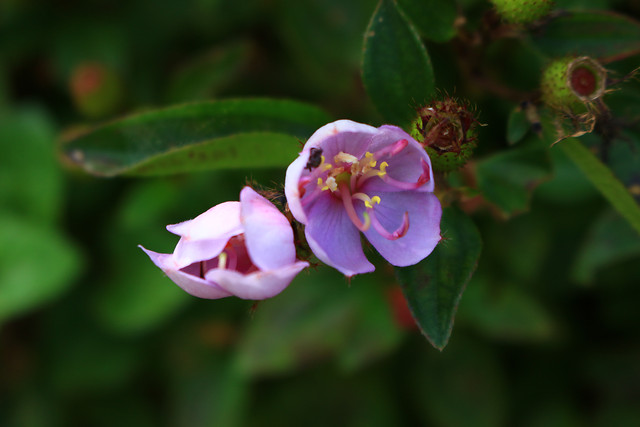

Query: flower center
[[300, 139, 431, 240]]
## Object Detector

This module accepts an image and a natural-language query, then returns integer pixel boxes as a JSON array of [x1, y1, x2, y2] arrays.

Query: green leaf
[[166, 40, 252, 103], [396, 207, 482, 350], [458, 278, 555, 341], [237, 267, 402, 376], [0, 108, 63, 225], [362, 0, 435, 128], [61, 98, 332, 176], [397, 0, 457, 42], [476, 139, 553, 217], [409, 339, 507, 427], [506, 104, 531, 145], [560, 138, 640, 235], [530, 10, 640, 61], [572, 209, 640, 284], [0, 214, 81, 323]]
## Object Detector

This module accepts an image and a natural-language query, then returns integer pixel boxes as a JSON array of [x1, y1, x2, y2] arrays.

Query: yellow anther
[[321, 163, 333, 172], [322, 176, 337, 192], [218, 252, 228, 269], [352, 192, 381, 209], [379, 161, 389, 175], [371, 196, 381, 205], [334, 152, 358, 165], [317, 177, 323, 187]]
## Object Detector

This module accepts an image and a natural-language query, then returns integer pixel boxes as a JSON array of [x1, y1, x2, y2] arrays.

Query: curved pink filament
[[373, 139, 408, 158], [339, 183, 370, 232], [370, 210, 409, 240], [381, 159, 430, 190]]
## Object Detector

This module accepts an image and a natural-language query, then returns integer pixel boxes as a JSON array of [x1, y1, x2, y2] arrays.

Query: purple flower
[[285, 120, 442, 277], [139, 187, 309, 300]]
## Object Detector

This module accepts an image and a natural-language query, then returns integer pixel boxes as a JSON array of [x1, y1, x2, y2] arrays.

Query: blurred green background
[[2, 0, 640, 426]]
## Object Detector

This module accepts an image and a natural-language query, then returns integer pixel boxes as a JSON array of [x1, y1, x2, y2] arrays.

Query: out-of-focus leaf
[[458, 278, 555, 341], [277, 0, 376, 98], [0, 108, 62, 224], [397, 0, 457, 42], [170, 355, 249, 427], [61, 98, 331, 176], [396, 207, 482, 350], [410, 338, 507, 427], [530, 10, 640, 61], [572, 209, 640, 284], [93, 180, 191, 335], [237, 267, 402, 376], [476, 139, 552, 217], [507, 104, 531, 145], [166, 40, 252, 103], [0, 214, 81, 323], [560, 138, 640, 235], [362, 0, 435, 128]]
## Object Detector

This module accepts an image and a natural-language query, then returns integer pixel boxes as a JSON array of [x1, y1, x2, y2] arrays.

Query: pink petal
[[284, 151, 311, 224], [169, 201, 244, 268], [365, 125, 435, 193], [361, 192, 441, 267], [240, 186, 296, 271], [304, 192, 374, 276], [205, 261, 309, 300], [139, 246, 233, 299]]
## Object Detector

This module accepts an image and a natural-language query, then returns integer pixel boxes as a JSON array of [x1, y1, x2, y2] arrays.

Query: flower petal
[[304, 192, 374, 276], [365, 125, 435, 193], [139, 246, 233, 299], [205, 261, 309, 300], [168, 201, 244, 268], [284, 150, 311, 224], [240, 186, 296, 271], [361, 192, 442, 267]]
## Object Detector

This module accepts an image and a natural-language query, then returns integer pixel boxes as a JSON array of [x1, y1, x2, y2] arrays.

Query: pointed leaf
[[362, 0, 435, 128], [395, 207, 482, 350], [397, 0, 457, 42], [560, 138, 640, 235], [61, 98, 331, 176], [475, 139, 553, 217], [530, 10, 640, 61]]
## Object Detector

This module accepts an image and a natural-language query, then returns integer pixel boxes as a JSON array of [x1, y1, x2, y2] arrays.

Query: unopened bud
[[490, 0, 555, 24], [70, 62, 123, 119], [410, 97, 480, 172]]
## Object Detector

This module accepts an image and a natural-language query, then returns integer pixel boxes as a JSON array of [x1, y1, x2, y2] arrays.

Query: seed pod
[[541, 56, 607, 110], [490, 0, 555, 24], [410, 98, 480, 172]]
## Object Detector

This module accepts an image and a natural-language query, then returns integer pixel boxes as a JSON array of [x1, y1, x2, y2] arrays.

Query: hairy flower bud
[[410, 98, 479, 172], [541, 56, 607, 110], [490, 0, 555, 24], [70, 62, 123, 119]]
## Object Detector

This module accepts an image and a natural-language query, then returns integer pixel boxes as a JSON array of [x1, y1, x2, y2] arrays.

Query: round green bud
[[490, 0, 555, 24], [410, 98, 479, 173]]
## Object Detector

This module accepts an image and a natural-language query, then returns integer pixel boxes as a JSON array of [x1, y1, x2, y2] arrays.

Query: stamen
[[218, 252, 228, 269], [322, 176, 337, 192], [370, 210, 410, 240], [339, 184, 370, 232], [381, 159, 430, 190], [334, 152, 358, 165], [373, 139, 409, 158], [352, 192, 381, 209]]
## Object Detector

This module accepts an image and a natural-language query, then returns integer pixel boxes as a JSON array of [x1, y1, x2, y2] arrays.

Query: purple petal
[[240, 186, 296, 271], [205, 261, 309, 300], [139, 246, 233, 299], [169, 201, 244, 268], [364, 125, 435, 193], [361, 192, 441, 267], [284, 151, 311, 224], [304, 192, 374, 276]]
